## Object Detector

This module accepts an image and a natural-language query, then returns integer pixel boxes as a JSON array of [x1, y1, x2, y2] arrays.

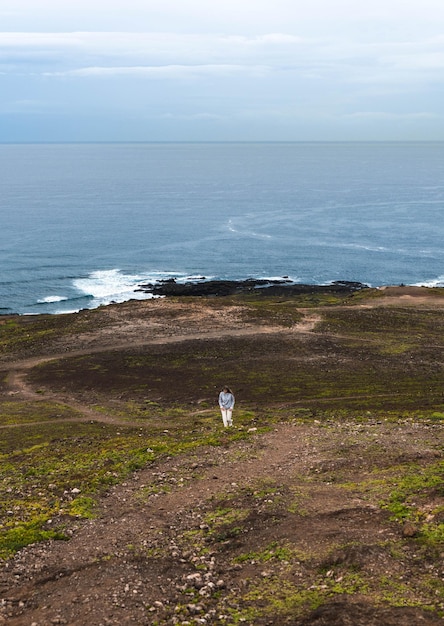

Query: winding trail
[[1, 317, 318, 430], [1, 303, 442, 430], [2, 294, 444, 626]]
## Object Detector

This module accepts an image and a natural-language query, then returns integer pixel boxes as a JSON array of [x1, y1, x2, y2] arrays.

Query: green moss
[[2, 291, 444, 622], [235, 541, 297, 564], [374, 460, 444, 547], [0, 519, 68, 559], [378, 341, 414, 355], [377, 575, 437, 608], [431, 412, 444, 421], [0, 404, 267, 559], [235, 578, 324, 622], [0, 400, 83, 425], [68, 496, 98, 519], [335, 459, 444, 553], [225, 550, 443, 623], [205, 507, 249, 528], [27, 330, 444, 414], [0, 313, 91, 355], [287, 487, 309, 515], [0, 421, 162, 558]]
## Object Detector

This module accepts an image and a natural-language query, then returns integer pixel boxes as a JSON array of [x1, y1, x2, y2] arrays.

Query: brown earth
[[1, 287, 444, 625]]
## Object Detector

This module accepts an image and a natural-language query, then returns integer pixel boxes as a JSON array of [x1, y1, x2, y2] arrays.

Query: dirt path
[[1, 314, 321, 431], [1, 297, 444, 625], [0, 327, 278, 371], [2, 418, 442, 626], [0, 308, 421, 431], [0, 324, 290, 429], [1, 302, 442, 432]]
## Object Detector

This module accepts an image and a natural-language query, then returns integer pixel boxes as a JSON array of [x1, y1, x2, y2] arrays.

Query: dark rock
[[139, 278, 368, 298], [402, 521, 418, 537]]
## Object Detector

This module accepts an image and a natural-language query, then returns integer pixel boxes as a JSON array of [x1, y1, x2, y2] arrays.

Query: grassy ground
[[1, 289, 444, 625]]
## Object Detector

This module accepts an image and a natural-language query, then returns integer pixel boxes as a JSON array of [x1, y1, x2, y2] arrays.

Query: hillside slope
[[1, 287, 443, 625]]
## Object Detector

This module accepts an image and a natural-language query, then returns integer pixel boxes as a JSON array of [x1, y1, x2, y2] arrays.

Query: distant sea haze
[[1, 142, 444, 315]]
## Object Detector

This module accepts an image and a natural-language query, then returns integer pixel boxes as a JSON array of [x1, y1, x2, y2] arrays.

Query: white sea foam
[[258, 275, 297, 282], [340, 243, 388, 253], [142, 270, 183, 282], [184, 274, 214, 281], [53, 309, 80, 315], [70, 269, 222, 311], [227, 219, 236, 233], [38, 295, 68, 304], [413, 276, 444, 288], [139, 272, 215, 284], [226, 219, 272, 240], [73, 269, 156, 307]]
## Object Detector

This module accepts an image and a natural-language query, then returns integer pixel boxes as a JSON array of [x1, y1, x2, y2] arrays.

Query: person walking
[[219, 386, 235, 427]]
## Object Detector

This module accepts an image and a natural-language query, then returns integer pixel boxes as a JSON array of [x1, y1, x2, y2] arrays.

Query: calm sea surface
[[1, 142, 444, 314]]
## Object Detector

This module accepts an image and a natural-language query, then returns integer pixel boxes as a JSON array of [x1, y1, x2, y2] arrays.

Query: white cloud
[[2, 28, 444, 104], [0, 31, 306, 72], [1, 2, 444, 140], [1, 30, 443, 79], [46, 63, 269, 79], [228, 33, 305, 45], [0, 31, 318, 80], [0, 30, 306, 54], [345, 112, 439, 120], [384, 52, 444, 70], [0, 32, 84, 47]]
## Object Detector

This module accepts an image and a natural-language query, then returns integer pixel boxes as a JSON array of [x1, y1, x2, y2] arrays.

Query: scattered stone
[[185, 573, 204, 589], [402, 522, 418, 537]]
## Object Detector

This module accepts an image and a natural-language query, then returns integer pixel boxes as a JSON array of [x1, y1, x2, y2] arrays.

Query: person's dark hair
[[222, 386, 233, 394]]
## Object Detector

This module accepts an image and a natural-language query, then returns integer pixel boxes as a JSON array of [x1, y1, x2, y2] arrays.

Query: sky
[[0, 0, 443, 142]]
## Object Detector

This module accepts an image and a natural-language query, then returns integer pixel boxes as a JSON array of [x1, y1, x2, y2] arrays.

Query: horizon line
[[1, 140, 444, 145]]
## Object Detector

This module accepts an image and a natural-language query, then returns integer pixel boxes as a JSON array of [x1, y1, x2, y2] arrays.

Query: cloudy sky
[[1, 0, 443, 141]]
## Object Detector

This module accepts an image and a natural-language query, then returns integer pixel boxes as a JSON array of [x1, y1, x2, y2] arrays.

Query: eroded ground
[[0, 288, 443, 625]]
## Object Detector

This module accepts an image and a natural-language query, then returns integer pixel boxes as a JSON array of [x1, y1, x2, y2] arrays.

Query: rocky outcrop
[[138, 278, 369, 297]]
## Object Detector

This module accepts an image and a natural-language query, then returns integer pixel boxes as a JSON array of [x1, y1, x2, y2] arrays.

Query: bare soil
[[1, 288, 444, 625]]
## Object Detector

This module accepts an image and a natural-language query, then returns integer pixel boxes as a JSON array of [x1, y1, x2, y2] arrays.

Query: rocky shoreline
[[137, 278, 369, 297]]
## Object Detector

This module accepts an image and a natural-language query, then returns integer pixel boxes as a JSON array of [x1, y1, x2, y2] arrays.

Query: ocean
[[1, 142, 444, 315]]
